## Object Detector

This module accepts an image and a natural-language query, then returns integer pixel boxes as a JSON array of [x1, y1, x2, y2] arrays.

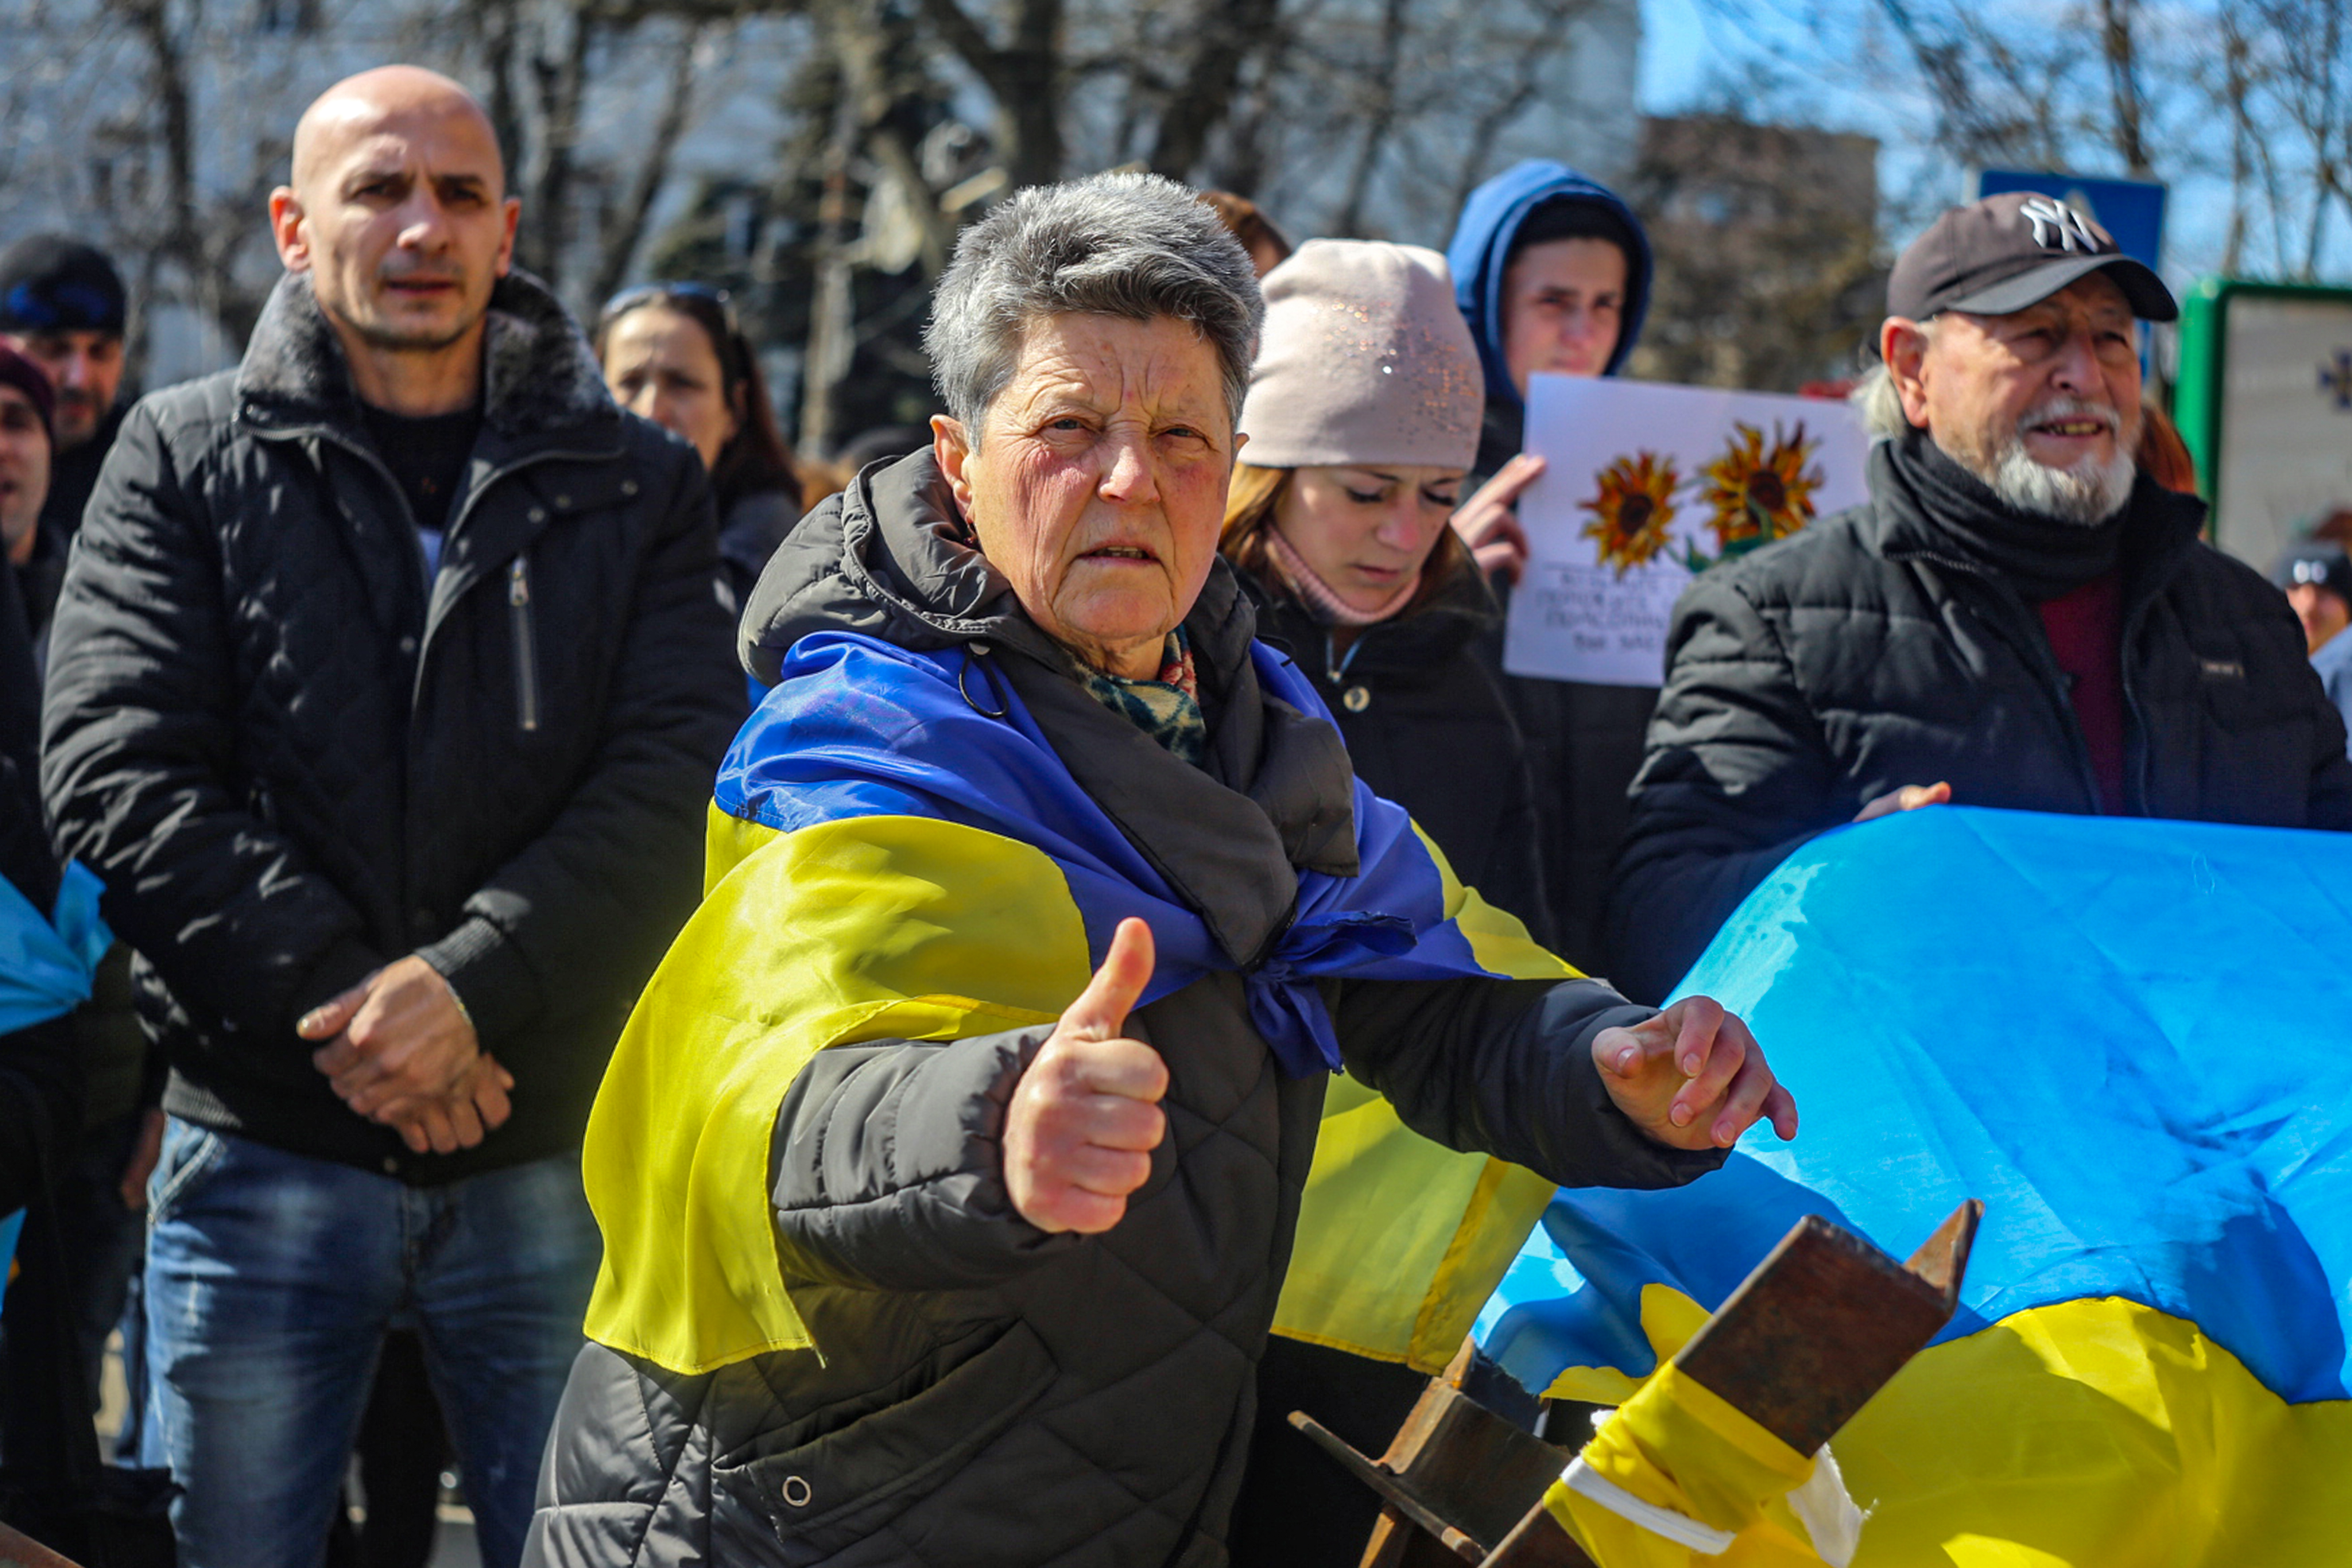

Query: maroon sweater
[[2035, 568, 2126, 812]]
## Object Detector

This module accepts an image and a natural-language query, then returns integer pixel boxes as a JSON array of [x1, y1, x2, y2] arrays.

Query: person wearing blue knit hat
[[0, 236, 130, 556], [1440, 161, 1658, 975]]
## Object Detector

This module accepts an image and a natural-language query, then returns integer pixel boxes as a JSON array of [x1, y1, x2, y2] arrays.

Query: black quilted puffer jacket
[[39, 269, 743, 1183], [1239, 558, 1554, 952], [1606, 430, 2352, 1003], [522, 453, 1725, 1568]]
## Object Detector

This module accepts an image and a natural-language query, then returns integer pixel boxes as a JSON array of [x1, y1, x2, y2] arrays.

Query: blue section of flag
[[0, 1209, 19, 1310], [715, 631, 1506, 1075], [1478, 807, 2352, 1404], [0, 859, 109, 1034]]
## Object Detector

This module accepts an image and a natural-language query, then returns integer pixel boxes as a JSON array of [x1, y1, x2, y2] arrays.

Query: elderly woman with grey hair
[[524, 172, 1792, 1568]]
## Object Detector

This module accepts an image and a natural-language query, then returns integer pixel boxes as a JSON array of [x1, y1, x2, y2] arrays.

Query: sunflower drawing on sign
[[1687, 420, 1824, 570], [1580, 452, 1681, 577]]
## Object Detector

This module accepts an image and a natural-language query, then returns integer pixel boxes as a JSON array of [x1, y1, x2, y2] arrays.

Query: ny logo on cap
[[2020, 196, 2104, 254]]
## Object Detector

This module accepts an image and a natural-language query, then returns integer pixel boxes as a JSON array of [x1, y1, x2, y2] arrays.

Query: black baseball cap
[[2272, 542, 2352, 602], [1887, 191, 2176, 324], [0, 235, 128, 335]]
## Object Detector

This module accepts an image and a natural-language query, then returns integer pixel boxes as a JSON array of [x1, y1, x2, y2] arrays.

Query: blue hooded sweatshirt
[[1445, 160, 1653, 431]]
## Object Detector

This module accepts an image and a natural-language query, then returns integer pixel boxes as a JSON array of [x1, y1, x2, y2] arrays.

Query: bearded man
[[1605, 192, 2352, 1003]]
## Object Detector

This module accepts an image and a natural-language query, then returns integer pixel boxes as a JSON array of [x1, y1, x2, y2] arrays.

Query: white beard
[[1956, 397, 2142, 527]]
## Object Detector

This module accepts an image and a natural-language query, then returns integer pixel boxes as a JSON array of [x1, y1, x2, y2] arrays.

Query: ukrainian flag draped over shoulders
[[582, 628, 1574, 1377], [1477, 807, 2352, 1564]]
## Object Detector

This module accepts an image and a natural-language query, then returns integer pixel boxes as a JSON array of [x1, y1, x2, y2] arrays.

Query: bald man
[[40, 66, 741, 1568]]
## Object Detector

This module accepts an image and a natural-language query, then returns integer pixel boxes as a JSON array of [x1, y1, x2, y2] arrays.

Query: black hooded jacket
[[1241, 560, 1553, 948], [524, 451, 1722, 1568], [1607, 431, 2352, 1003], [40, 270, 742, 1182], [1446, 164, 1662, 975]]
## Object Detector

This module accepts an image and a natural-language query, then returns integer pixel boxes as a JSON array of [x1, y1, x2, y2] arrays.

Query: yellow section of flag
[[1541, 1286, 2352, 1566], [584, 805, 1579, 1379]]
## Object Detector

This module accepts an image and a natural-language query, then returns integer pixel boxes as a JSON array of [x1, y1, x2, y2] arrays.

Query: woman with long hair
[[596, 283, 803, 605], [1222, 239, 1550, 944], [1220, 239, 1556, 1568]]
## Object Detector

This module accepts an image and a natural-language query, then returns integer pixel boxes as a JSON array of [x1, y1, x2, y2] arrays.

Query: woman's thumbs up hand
[[1005, 918, 1170, 1234]]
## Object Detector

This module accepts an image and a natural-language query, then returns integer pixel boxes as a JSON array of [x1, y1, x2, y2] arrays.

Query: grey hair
[[1851, 362, 1910, 440], [1851, 317, 1938, 440], [923, 171, 1264, 443]]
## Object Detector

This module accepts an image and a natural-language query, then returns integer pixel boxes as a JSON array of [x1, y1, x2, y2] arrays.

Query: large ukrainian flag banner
[[1478, 806, 2352, 1564], [583, 630, 1572, 1378]]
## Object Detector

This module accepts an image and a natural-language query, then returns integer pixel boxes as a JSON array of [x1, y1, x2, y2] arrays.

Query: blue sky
[[1638, 0, 1739, 112], [1631, 0, 2258, 283]]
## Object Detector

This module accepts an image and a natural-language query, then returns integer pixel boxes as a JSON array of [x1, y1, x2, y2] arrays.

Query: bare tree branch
[[920, 0, 1066, 186], [2097, 0, 2153, 177], [1148, 0, 1285, 181], [1330, 0, 1407, 234], [587, 20, 709, 307]]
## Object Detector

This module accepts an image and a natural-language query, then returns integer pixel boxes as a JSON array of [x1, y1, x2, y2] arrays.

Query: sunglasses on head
[[600, 280, 739, 331]]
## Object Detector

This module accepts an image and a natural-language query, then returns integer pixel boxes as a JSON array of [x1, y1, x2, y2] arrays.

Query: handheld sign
[[1503, 376, 1871, 687]]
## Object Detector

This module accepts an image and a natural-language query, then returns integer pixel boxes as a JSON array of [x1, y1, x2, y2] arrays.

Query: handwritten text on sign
[[1503, 377, 1870, 687]]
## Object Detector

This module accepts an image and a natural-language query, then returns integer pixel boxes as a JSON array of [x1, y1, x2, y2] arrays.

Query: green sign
[[2175, 277, 2352, 566]]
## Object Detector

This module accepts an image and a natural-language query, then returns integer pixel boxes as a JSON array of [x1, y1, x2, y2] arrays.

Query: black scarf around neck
[[1887, 427, 2129, 602]]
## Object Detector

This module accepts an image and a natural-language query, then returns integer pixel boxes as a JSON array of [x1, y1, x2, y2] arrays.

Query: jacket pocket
[[728, 1320, 1058, 1561], [508, 553, 541, 734]]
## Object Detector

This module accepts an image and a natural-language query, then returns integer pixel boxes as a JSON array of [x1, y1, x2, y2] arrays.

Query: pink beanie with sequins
[[1237, 239, 1484, 471]]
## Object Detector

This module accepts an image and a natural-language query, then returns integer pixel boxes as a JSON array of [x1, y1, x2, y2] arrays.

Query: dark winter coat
[[39, 269, 742, 1183], [2311, 626, 2352, 756], [0, 543, 75, 1215], [1607, 435, 2352, 1004], [12, 522, 65, 660], [1447, 163, 1661, 974], [524, 451, 1722, 1568], [718, 485, 802, 612], [35, 402, 125, 549], [1243, 559, 1553, 948]]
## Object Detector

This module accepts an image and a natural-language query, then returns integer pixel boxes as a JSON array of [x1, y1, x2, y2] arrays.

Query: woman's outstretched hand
[[1005, 918, 1169, 1234], [1593, 995, 1798, 1152]]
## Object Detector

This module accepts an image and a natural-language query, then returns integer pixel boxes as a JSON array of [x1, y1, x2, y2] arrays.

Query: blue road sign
[[1973, 169, 2167, 269]]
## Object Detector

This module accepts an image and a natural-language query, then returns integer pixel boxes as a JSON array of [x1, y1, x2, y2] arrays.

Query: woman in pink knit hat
[[1221, 238, 1553, 1568]]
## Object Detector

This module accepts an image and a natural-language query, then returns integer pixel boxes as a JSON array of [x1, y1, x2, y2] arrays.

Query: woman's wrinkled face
[[936, 313, 1239, 679], [1273, 465, 1463, 613], [601, 304, 739, 471]]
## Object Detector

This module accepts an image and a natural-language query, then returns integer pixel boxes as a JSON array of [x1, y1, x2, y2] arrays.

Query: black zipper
[[508, 553, 541, 733], [251, 420, 615, 713]]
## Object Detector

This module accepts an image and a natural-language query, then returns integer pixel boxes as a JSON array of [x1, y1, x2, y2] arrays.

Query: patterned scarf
[[1078, 627, 1207, 766], [1264, 525, 1422, 627]]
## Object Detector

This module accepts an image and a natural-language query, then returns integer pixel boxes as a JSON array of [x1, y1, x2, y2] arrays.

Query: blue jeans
[[139, 1120, 600, 1568]]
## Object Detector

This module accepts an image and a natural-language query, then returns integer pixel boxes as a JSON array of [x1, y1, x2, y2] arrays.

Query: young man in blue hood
[[1442, 161, 1659, 974], [1450, 159, 1652, 480]]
